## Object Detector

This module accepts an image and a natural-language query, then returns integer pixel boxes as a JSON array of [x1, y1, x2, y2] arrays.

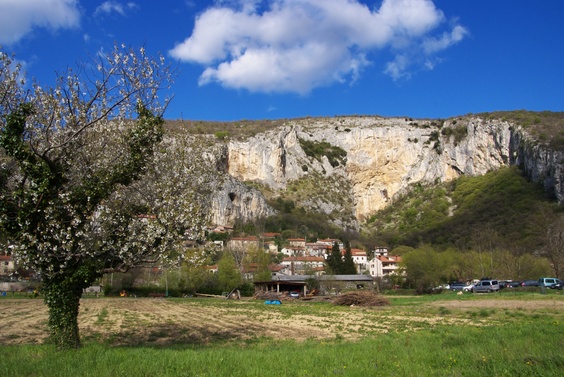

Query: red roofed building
[[369, 255, 403, 277], [349, 248, 368, 274]]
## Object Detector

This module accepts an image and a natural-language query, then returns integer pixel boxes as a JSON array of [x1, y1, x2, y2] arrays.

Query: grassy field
[[1, 290, 563, 376]]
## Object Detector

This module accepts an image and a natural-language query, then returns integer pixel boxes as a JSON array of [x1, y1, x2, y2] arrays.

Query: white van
[[538, 278, 559, 288]]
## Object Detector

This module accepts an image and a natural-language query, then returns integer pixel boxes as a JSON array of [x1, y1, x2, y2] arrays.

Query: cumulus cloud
[[94, 1, 138, 17], [170, 0, 467, 93], [0, 0, 80, 45]]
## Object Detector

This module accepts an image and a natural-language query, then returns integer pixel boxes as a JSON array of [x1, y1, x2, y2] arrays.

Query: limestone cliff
[[209, 115, 563, 228]]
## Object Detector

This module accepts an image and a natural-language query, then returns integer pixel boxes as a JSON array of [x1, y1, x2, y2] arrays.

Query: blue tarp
[[264, 300, 281, 305]]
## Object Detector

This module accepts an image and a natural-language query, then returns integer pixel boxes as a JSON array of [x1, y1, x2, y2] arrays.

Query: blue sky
[[1, 0, 563, 121]]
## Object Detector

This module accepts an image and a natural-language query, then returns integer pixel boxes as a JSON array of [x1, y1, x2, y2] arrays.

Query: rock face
[[209, 116, 563, 227], [210, 175, 276, 227], [510, 131, 564, 204]]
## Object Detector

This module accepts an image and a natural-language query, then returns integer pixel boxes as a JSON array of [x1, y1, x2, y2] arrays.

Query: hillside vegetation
[[364, 166, 557, 250], [481, 110, 564, 150], [246, 166, 559, 253]]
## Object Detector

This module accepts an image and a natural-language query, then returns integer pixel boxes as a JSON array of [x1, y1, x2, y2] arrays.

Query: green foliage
[[244, 245, 272, 282], [42, 266, 100, 349], [207, 231, 230, 243], [326, 242, 343, 274], [213, 131, 229, 140], [365, 167, 551, 250], [342, 249, 357, 274], [166, 118, 289, 140], [298, 138, 347, 167], [217, 253, 241, 292], [441, 124, 468, 145], [325, 240, 356, 275], [401, 245, 450, 293]]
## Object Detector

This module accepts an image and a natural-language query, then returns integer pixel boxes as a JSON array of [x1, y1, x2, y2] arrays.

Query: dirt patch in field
[[428, 298, 564, 310], [1, 296, 561, 347]]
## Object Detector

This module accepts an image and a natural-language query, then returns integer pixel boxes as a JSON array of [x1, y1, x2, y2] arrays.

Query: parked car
[[463, 284, 474, 292], [472, 280, 500, 293], [448, 282, 473, 292], [520, 280, 539, 287], [503, 281, 520, 288], [550, 281, 564, 290], [450, 282, 465, 291], [538, 277, 559, 288], [289, 291, 300, 298]]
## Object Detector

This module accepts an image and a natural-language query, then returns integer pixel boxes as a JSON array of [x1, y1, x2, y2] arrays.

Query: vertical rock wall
[[212, 116, 563, 226]]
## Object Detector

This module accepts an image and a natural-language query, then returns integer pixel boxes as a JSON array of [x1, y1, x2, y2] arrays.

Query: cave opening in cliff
[[228, 192, 236, 201]]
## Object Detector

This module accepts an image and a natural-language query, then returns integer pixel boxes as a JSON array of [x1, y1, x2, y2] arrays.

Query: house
[[373, 247, 389, 257], [349, 249, 368, 274], [242, 263, 285, 280], [369, 255, 403, 278], [279, 245, 305, 257], [287, 238, 306, 248], [317, 238, 343, 249], [280, 256, 325, 276], [227, 236, 260, 251], [0, 255, 15, 276], [260, 233, 282, 252], [304, 242, 330, 257]]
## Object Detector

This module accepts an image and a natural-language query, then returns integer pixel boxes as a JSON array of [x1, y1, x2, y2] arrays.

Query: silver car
[[472, 280, 500, 293]]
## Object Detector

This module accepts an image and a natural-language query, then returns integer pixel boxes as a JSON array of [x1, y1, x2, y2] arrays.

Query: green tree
[[244, 244, 272, 282], [541, 211, 564, 278], [326, 241, 342, 274], [401, 245, 450, 293], [217, 252, 242, 292], [0, 45, 210, 349], [342, 240, 357, 274]]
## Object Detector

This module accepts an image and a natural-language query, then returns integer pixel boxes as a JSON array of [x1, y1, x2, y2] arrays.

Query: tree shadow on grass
[[82, 322, 265, 349]]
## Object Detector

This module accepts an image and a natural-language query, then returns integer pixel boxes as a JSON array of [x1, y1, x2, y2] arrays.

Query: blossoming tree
[[0, 45, 214, 349]]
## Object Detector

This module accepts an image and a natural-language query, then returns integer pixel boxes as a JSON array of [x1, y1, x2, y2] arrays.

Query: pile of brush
[[254, 291, 286, 301], [332, 290, 390, 307]]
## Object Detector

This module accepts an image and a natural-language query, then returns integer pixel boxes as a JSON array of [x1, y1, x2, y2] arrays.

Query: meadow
[[1, 290, 563, 376]]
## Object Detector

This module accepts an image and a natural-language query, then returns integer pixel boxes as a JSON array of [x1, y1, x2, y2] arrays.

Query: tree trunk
[[43, 277, 84, 350]]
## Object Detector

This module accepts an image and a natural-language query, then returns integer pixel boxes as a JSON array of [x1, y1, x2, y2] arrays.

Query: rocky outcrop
[[510, 131, 564, 203], [210, 175, 276, 227], [209, 116, 563, 227]]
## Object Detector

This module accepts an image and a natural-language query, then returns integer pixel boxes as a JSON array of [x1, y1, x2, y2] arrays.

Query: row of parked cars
[[447, 277, 562, 293]]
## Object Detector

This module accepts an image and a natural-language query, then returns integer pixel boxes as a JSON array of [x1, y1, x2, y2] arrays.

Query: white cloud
[[94, 1, 138, 17], [0, 0, 80, 45], [384, 54, 411, 81], [170, 0, 467, 93], [423, 24, 468, 55]]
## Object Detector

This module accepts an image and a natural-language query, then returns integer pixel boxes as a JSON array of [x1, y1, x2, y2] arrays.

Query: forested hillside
[[363, 166, 558, 251]]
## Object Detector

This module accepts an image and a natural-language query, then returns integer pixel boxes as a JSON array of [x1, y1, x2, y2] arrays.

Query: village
[[0, 228, 402, 298]]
